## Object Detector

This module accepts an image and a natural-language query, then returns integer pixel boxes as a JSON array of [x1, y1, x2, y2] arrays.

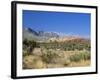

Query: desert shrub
[[23, 55, 46, 69], [70, 54, 82, 62], [23, 39, 38, 54], [39, 40, 91, 51], [42, 49, 60, 63], [69, 51, 90, 62], [82, 51, 90, 60]]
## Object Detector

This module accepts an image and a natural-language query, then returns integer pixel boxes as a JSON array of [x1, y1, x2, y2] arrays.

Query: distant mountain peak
[[23, 27, 59, 41], [24, 27, 39, 36], [23, 27, 89, 42]]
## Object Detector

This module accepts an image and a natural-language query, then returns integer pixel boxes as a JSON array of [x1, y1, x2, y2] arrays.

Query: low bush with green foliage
[[39, 40, 90, 51], [42, 49, 60, 63], [23, 39, 39, 55], [69, 51, 90, 62]]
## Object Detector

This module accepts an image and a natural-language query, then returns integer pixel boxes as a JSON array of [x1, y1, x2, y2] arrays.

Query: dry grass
[[23, 55, 46, 69], [68, 60, 90, 67], [23, 48, 91, 69]]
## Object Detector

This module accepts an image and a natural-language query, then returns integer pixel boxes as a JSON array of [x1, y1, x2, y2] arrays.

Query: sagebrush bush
[[42, 49, 60, 63], [70, 54, 81, 62], [69, 51, 90, 62]]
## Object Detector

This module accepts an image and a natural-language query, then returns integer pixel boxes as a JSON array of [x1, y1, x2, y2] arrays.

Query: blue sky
[[23, 10, 91, 38]]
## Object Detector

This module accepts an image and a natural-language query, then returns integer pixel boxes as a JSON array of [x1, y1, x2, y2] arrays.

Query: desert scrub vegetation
[[23, 39, 40, 56], [40, 48, 71, 68], [41, 49, 61, 63], [23, 55, 46, 69], [23, 39, 91, 69], [39, 40, 90, 51], [69, 51, 90, 62], [23, 50, 90, 69]]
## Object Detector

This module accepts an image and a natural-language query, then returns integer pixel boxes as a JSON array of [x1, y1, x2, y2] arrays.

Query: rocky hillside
[[23, 27, 59, 42], [23, 27, 90, 43]]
